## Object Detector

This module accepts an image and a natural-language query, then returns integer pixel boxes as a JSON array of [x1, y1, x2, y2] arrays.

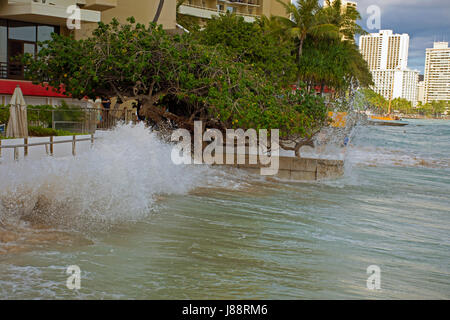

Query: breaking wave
[[0, 123, 211, 230]]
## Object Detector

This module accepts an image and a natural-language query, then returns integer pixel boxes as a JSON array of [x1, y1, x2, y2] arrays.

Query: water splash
[[0, 123, 211, 231]]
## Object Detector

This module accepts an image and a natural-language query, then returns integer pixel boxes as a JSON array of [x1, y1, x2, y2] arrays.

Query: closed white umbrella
[[6, 85, 28, 138]]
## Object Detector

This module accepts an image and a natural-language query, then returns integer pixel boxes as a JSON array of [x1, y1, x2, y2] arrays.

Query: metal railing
[[0, 134, 95, 161], [0, 106, 137, 135], [0, 60, 26, 79], [0, 62, 7, 79], [218, 0, 261, 6], [181, 3, 260, 18]]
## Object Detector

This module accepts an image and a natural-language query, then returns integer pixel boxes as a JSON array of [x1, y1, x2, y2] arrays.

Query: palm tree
[[322, 0, 366, 41], [256, 15, 287, 43], [276, 0, 339, 84], [153, 0, 165, 23]]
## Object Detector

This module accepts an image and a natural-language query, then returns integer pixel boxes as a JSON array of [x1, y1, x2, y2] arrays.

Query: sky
[[318, 0, 450, 74]]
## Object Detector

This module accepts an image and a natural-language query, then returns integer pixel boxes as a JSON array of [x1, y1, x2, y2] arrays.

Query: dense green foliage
[[356, 89, 449, 116], [276, 0, 339, 66], [23, 0, 374, 155], [192, 1, 371, 96], [23, 17, 329, 149], [298, 38, 371, 93], [275, 0, 371, 93], [195, 12, 297, 86], [356, 89, 387, 113], [27, 126, 79, 137], [0, 107, 9, 125], [391, 98, 413, 115], [416, 101, 449, 116]]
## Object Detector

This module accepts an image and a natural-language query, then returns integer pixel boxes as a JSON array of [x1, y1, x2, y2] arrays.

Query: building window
[[8, 21, 37, 42], [0, 19, 59, 80], [38, 25, 56, 42], [0, 20, 6, 79]]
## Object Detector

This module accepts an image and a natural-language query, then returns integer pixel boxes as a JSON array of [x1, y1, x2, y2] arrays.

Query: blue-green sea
[[0, 119, 449, 299]]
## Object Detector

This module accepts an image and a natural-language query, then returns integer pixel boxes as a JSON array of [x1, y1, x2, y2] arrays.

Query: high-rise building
[[178, 0, 288, 23], [417, 80, 425, 105], [359, 30, 419, 107], [371, 69, 419, 107], [424, 42, 450, 103], [359, 30, 409, 70]]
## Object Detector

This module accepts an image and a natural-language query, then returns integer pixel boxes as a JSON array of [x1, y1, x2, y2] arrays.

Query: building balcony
[[0, 0, 101, 25], [217, 0, 261, 7], [178, 3, 258, 23], [83, 0, 117, 11]]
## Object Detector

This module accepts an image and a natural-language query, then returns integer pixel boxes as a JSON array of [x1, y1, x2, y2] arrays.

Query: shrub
[[0, 104, 85, 129], [28, 126, 76, 137], [0, 106, 9, 124]]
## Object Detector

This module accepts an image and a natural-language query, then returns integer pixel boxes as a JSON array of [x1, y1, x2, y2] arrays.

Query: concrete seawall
[[217, 154, 344, 181]]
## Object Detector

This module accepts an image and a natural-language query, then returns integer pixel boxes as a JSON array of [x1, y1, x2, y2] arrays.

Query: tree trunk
[[294, 138, 314, 158], [296, 36, 305, 87], [298, 37, 304, 63], [280, 138, 315, 159]]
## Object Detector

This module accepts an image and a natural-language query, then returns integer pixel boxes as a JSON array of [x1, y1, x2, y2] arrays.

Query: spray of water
[[0, 123, 211, 231]]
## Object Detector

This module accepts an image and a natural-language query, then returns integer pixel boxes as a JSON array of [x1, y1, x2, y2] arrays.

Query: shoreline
[[401, 115, 450, 120]]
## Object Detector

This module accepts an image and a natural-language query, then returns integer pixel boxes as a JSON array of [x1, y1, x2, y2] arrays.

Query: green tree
[[417, 103, 433, 116], [322, 0, 366, 41], [23, 18, 329, 157], [358, 89, 388, 113], [391, 98, 412, 114], [276, 0, 339, 83], [430, 100, 448, 116], [274, 0, 370, 94], [196, 12, 296, 85], [256, 14, 289, 44], [298, 37, 371, 94]]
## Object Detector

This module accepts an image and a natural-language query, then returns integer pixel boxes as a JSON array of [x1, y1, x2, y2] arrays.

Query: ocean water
[[0, 120, 449, 299]]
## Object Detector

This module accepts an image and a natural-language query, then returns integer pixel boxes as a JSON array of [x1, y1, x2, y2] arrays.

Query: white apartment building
[[359, 30, 419, 106], [371, 68, 419, 107], [417, 81, 425, 105], [359, 30, 409, 70], [424, 42, 450, 103]]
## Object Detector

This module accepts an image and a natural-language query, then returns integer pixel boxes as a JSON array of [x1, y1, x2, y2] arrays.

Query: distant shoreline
[[401, 115, 450, 120]]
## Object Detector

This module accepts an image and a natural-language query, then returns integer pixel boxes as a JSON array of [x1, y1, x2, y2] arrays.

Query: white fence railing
[[0, 134, 95, 161]]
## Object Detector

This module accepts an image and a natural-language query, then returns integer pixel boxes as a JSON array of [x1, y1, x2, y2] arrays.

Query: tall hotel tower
[[359, 30, 419, 106], [424, 42, 450, 103]]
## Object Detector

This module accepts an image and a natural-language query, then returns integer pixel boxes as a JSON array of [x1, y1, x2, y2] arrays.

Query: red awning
[[314, 85, 334, 93], [289, 84, 334, 93], [0, 80, 68, 98]]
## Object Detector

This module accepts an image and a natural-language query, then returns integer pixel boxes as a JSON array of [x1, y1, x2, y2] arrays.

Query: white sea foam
[[0, 123, 212, 229]]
